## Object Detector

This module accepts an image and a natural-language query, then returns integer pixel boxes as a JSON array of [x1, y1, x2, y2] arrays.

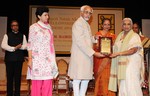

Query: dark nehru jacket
[[5, 32, 24, 62]]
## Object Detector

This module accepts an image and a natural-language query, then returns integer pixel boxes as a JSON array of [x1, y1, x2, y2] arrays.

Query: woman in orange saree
[[132, 22, 149, 47], [93, 18, 116, 96]]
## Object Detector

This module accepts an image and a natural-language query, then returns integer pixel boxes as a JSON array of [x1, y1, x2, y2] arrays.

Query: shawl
[[37, 21, 54, 54], [108, 30, 137, 91]]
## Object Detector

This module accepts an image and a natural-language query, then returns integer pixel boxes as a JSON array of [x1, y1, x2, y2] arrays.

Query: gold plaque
[[99, 37, 112, 55]]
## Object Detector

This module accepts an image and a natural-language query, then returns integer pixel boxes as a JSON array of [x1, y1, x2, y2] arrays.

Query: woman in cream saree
[[109, 18, 144, 96]]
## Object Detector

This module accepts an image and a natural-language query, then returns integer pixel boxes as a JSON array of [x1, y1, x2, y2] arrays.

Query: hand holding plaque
[[99, 37, 112, 56]]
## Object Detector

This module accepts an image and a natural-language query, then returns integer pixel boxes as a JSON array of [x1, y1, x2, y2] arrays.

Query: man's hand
[[14, 44, 22, 50]]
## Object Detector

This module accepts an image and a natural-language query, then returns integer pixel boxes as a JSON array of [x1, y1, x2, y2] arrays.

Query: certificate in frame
[[99, 37, 112, 55]]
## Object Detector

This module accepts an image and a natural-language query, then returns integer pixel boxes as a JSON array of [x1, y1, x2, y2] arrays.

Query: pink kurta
[[27, 21, 58, 80]]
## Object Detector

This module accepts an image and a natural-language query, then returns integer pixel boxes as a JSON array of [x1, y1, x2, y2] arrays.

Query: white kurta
[[68, 17, 95, 79]]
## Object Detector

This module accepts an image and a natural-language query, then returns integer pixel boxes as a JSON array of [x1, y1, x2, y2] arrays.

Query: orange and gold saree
[[93, 31, 116, 96]]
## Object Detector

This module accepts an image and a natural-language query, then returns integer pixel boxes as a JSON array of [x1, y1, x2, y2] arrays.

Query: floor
[[0, 85, 94, 96], [0, 80, 149, 96], [0, 87, 149, 96], [0, 90, 94, 96]]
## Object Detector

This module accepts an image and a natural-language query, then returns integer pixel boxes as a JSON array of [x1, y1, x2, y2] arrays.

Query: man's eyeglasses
[[83, 11, 93, 15], [11, 25, 18, 27]]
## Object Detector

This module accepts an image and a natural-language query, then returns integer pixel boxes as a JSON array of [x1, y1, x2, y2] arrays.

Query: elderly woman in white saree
[[108, 18, 145, 96]]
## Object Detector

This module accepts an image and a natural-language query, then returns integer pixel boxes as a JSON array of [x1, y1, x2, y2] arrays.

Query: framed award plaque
[[99, 37, 112, 55]]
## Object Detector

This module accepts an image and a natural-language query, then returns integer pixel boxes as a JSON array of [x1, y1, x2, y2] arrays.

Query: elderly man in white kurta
[[68, 5, 104, 96]]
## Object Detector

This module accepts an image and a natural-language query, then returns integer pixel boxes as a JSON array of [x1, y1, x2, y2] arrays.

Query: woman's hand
[[27, 58, 32, 69], [94, 52, 105, 58], [109, 53, 120, 58]]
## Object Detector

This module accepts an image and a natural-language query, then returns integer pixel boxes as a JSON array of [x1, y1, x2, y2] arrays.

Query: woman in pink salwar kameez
[[27, 6, 58, 96]]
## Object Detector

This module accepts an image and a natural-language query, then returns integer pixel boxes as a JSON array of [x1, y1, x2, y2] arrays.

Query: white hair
[[122, 17, 133, 26], [80, 5, 93, 13]]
